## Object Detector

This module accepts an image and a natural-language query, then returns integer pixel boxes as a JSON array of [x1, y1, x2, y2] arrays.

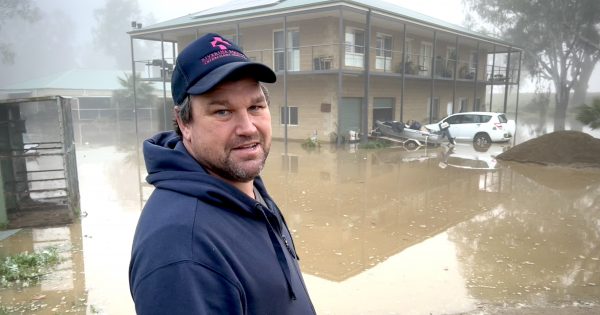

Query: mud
[[497, 131, 600, 168]]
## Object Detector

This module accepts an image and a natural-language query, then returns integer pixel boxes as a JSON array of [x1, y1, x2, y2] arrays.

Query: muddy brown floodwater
[[1, 120, 600, 315]]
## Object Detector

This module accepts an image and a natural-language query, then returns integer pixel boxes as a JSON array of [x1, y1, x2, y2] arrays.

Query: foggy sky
[[0, 0, 598, 92]]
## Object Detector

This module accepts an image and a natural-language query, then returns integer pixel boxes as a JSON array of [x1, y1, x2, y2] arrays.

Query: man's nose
[[235, 111, 258, 136]]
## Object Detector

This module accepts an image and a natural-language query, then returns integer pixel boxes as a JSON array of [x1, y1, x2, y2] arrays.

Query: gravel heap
[[497, 130, 600, 168]]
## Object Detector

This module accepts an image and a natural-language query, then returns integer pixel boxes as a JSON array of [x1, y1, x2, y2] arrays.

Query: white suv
[[425, 112, 515, 145]]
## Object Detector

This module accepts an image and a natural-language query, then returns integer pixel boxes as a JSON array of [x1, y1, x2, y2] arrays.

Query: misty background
[[1, 0, 599, 92], [0, 0, 159, 86]]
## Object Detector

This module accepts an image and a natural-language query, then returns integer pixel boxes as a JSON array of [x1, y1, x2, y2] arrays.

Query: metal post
[[283, 16, 288, 152], [58, 97, 68, 210], [362, 9, 371, 144], [428, 30, 436, 123], [503, 47, 512, 113], [489, 44, 496, 111], [161, 33, 168, 130], [337, 8, 344, 145], [513, 50, 523, 145], [400, 23, 406, 122], [473, 41, 480, 111], [0, 167, 6, 226], [452, 35, 458, 112], [130, 37, 143, 207]]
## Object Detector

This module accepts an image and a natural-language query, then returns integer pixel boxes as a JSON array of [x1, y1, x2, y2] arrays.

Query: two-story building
[[129, 0, 521, 143]]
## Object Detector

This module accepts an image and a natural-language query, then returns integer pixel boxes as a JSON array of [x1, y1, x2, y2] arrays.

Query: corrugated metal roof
[[0, 69, 169, 92], [130, 0, 516, 47]]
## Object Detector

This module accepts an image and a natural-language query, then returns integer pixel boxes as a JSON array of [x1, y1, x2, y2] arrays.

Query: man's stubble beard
[[202, 135, 270, 183]]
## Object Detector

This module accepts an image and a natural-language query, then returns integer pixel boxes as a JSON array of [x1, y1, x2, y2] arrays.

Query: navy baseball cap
[[171, 33, 276, 105]]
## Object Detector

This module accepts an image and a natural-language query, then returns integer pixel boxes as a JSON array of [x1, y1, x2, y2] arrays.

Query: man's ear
[[174, 106, 192, 142]]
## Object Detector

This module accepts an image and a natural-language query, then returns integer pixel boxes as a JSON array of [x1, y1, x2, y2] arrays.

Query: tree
[[464, 0, 600, 131], [0, 0, 40, 64], [112, 72, 156, 109], [576, 98, 600, 130], [93, 0, 141, 69], [0, 7, 79, 87]]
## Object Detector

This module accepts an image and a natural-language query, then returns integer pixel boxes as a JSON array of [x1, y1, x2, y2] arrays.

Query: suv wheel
[[473, 133, 491, 147]]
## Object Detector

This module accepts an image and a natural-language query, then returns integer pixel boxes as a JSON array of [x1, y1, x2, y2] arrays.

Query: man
[[439, 121, 455, 145], [129, 33, 316, 315]]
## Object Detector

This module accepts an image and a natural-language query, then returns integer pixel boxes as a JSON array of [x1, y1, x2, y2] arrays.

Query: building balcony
[[134, 44, 518, 86]]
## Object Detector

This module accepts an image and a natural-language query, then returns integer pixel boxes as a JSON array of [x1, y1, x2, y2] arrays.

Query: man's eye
[[215, 110, 230, 117], [249, 105, 264, 112]]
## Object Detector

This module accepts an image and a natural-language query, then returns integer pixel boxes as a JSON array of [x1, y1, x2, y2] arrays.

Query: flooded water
[[1, 120, 600, 314]]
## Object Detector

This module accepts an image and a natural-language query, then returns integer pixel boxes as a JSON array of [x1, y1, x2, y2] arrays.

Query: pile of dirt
[[497, 130, 600, 168]]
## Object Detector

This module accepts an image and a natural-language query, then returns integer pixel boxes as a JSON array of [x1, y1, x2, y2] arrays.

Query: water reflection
[[450, 164, 600, 307], [0, 224, 88, 314], [438, 142, 509, 171], [1, 121, 599, 314], [263, 142, 600, 313]]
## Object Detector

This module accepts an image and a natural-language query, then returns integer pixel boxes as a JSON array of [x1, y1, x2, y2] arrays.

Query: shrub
[[576, 98, 600, 130], [0, 247, 60, 287]]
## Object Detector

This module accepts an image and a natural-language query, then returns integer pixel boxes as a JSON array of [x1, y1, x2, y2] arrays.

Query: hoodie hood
[[143, 131, 264, 217]]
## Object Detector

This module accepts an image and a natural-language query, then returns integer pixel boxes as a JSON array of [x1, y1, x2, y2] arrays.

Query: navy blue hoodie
[[129, 131, 315, 315]]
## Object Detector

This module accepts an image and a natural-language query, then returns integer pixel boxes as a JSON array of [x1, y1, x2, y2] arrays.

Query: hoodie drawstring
[[256, 204, 297, 300]]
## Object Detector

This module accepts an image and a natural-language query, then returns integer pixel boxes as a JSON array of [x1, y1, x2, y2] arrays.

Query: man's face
[[177, 78, 272, 183]]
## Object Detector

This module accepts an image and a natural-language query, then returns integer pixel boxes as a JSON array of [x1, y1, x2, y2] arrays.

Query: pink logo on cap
[[211, 37, 231, 50]]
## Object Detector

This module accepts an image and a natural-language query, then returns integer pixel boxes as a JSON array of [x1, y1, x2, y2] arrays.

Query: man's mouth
[[233, 142, 259, 150]]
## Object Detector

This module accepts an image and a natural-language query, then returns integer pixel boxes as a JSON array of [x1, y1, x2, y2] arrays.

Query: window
[[420, 42, 433, 75], [458, 97, 468, 112], [446, 114, 462, 124], [280, 106, 298, 125], [461, 114, 478, 123], [446, 46, 457, 77], [375, 33, 392, 71], [446, 47, 457, 65], [345, 28, 365, 67], [478, 115, 492, 123], [405, 39, 413, 62], [274, 29, 300, 71], [469, 51, 478, 73]]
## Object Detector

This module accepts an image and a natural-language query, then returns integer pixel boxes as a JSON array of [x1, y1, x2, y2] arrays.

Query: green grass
[[0, 247, 60, 287], [301, 137, 320, 149]]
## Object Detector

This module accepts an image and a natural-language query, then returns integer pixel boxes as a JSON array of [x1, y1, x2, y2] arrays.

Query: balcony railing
[[135, 58, 175, 81], [136, 45, 517, 84]]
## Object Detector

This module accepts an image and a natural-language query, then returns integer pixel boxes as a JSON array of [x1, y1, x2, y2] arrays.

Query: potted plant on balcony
[[397, 61, 417, 74], [459, 65, 474, 79]]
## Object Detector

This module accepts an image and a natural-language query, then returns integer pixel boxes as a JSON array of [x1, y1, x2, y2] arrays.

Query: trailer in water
[[371, 120, 442, 150]]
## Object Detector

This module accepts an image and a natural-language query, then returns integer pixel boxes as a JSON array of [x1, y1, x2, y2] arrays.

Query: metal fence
[[0, 96, 80, 227]]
